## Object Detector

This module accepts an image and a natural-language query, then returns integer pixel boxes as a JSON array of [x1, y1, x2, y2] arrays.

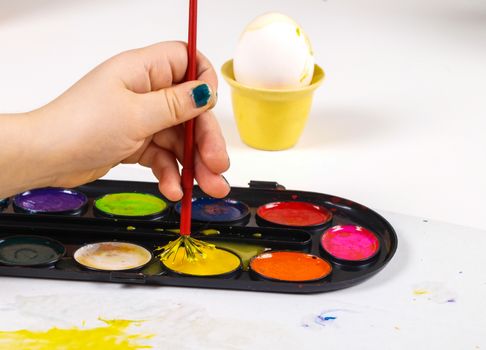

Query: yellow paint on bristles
[[156, 236, 214, 262], [0, 318, 153, 350]]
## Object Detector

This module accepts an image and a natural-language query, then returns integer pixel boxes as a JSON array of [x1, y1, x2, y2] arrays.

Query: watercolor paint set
[[0, 179, 397, 293]]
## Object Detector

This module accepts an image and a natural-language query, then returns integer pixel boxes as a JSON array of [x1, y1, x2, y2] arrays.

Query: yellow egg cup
[[221, 60, 325, 151]]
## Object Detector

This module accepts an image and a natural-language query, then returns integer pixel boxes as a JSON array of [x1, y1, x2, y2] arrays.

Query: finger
[[193, 153, 231, 198], [136, 143, 183, 201], [151, 127, 230, 197], [132, 80, 216, 137], [123, 41, 218, 93], [151, 149, 183, 201], [152, 125, 184, 155], [150, 111, 230, 174], [142, 41, 218, 91], [195, 110, 230, 174]]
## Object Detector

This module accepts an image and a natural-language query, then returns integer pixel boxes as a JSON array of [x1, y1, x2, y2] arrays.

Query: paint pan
[[256, 201, 332, 228], [13, 188, 87, 215], [73, 242, 152, 271], [93, 192, 168, 219], [175, 197, 250, 223], [321, 225, 380, 263], [250, 251, 332, 282], [162, 246, 242, 278], [0, 235, 65, 266]]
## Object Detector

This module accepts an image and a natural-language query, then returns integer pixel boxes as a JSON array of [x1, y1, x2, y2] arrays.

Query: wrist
[[0, 110, 57, 197]]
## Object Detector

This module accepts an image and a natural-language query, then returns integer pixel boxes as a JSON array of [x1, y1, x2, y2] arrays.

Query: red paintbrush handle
[[180, 0, 198, 236]]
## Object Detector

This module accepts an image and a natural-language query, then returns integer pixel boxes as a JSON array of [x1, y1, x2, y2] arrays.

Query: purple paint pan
[[13, 188, 88, 215]]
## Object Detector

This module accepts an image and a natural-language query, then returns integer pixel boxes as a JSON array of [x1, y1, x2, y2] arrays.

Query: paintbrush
[[158, 0, 214, 262]]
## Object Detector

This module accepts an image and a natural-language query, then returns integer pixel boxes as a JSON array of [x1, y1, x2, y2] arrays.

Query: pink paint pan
[[321, 225, 380, 263]]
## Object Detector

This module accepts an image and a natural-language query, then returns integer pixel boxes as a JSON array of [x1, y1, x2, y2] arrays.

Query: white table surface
[[0, 212, 485, 349], [1, 0, 485, 348]]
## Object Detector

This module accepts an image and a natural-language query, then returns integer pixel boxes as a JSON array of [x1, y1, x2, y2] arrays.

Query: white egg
[[233, 12, 314, 90]]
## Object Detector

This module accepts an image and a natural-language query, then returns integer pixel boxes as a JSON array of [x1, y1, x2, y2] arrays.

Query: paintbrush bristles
[[157, 236, 214, 262]]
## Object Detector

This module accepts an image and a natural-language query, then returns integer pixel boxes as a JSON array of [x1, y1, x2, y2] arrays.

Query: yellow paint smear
[[162, 246, 241, 276], [0, 319, 152, 350], [413, 289, 430, 295]]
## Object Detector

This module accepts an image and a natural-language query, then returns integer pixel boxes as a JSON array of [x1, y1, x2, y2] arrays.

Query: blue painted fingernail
[[192, 84, 212, 108]]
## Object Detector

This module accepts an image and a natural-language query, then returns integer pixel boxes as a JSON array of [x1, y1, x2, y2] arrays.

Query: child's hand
[[29, 41, 229, 201]]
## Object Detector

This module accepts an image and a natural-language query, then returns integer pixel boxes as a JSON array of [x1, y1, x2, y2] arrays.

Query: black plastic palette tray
[[0, 180, 397, 294]]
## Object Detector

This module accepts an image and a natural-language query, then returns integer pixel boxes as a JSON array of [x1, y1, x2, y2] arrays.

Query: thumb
[[133, 80, 216, 133]]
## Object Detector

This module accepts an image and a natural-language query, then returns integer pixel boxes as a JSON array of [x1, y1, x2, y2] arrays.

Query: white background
[[1, 0, 485, 229]]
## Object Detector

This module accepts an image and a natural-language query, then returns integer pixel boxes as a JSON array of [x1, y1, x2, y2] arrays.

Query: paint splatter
[[301, 309, 353, 329], [412, 282, 458, 304], [315, 314, 337, 325], [166, 229, 180, 234], [413, 289, 430, 296], [0, 318, 153, 350], [200, 229, 220, 236]]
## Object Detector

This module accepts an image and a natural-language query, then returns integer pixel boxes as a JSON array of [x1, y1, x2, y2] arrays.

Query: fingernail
[[221, 175, 230, 188], [191, 83, 212, 108]]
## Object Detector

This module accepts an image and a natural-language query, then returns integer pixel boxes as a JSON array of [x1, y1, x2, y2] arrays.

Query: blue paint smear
[[321, 316, 337, 321], [315, 314, 338, 325], [175, 198, 250, 222]]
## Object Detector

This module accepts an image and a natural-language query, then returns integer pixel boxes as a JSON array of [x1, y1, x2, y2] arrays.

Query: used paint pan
[[320, 225, 381, 264], [256, 201, 332, 228], [73, 242, 153, 271], [175, 198, 250, 223], [249, 250, 332, 282], [13, 188, 88, 215], [93, 192, 169, 220], [161, 246, 242, 278], [0, 235, 65, 266]]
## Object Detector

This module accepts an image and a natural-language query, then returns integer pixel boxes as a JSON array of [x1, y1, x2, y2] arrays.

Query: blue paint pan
[[175, 198, 250, 223]]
